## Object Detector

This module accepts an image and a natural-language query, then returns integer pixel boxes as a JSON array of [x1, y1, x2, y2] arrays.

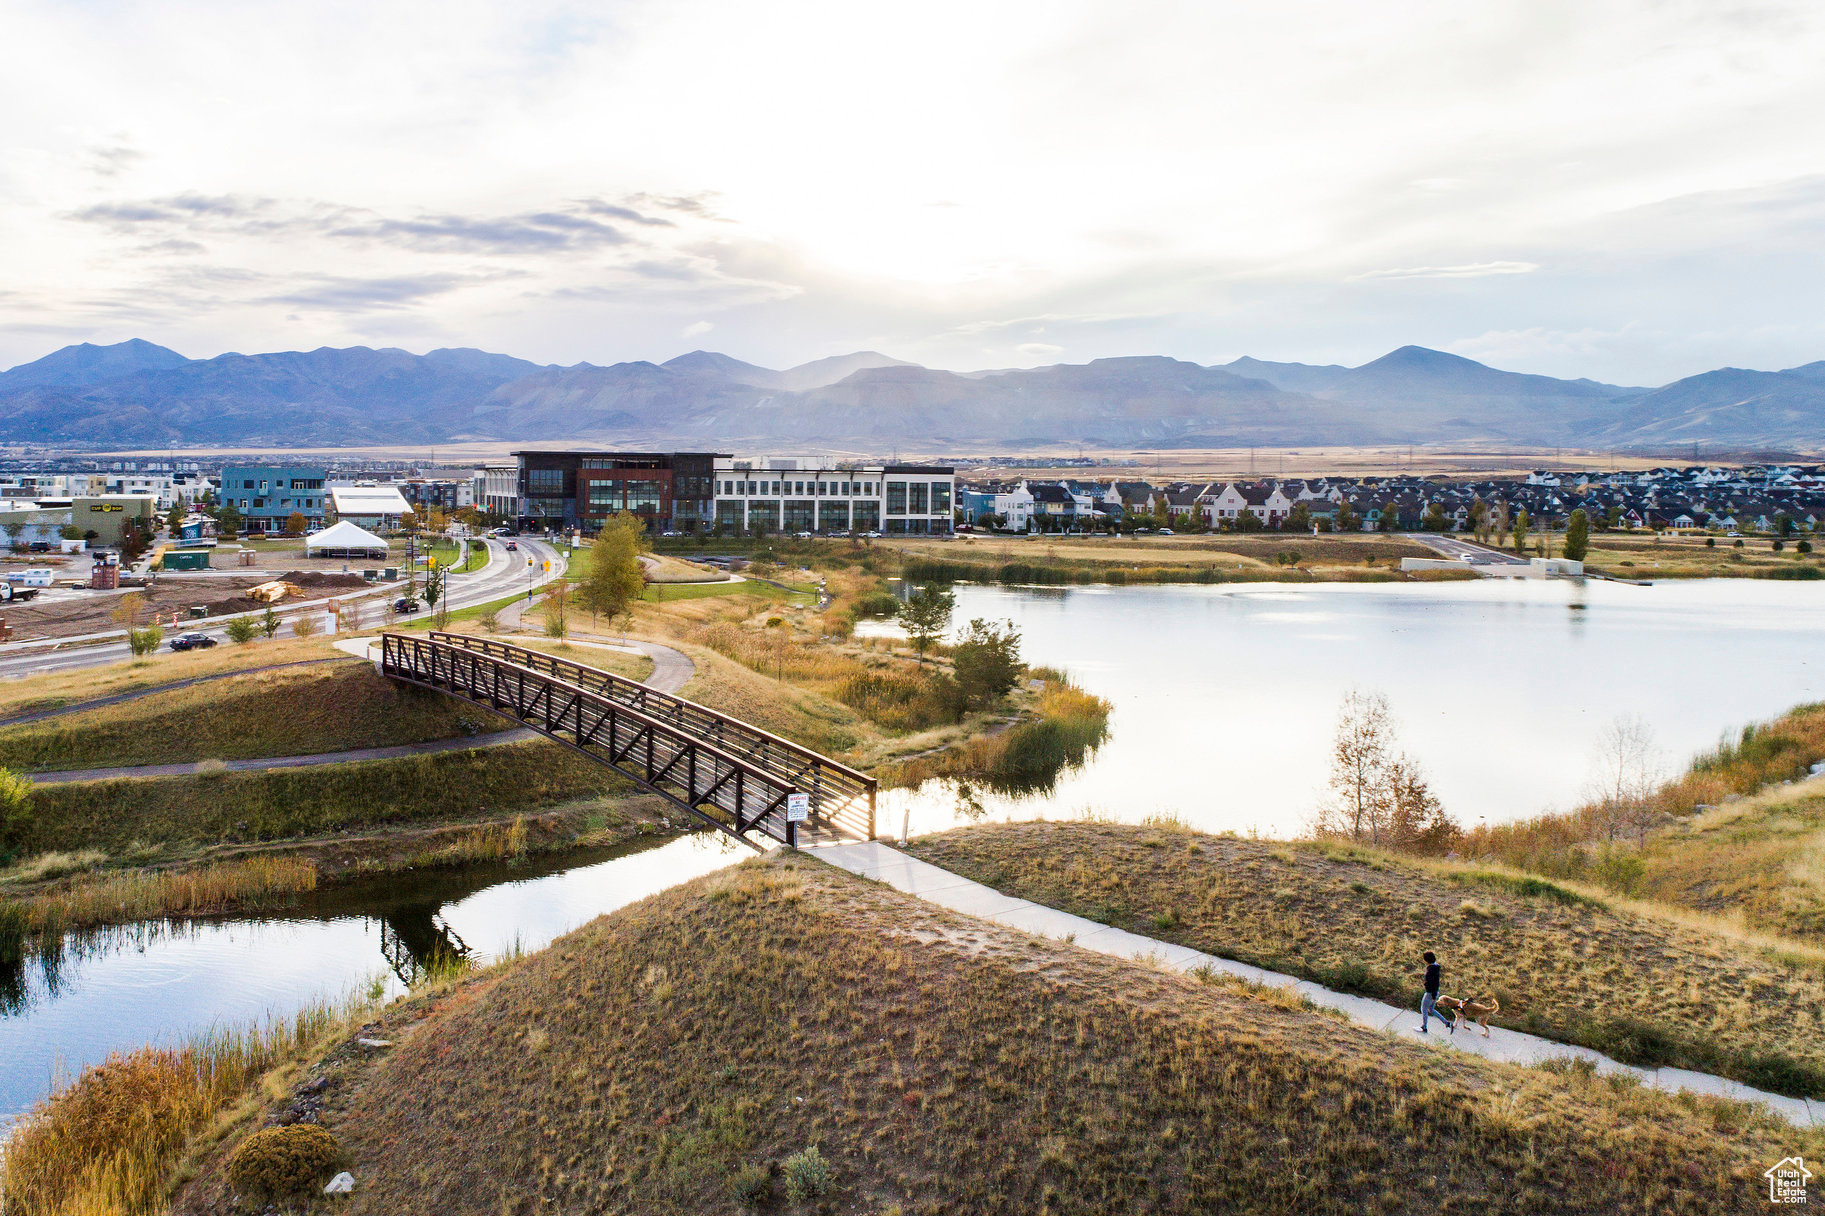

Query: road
[[1409, 534, 1529, 566], [0, 536, 568, 680]]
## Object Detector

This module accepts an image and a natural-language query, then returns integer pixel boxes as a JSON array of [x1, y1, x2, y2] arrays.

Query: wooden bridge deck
[[379, 632, 875, 849]]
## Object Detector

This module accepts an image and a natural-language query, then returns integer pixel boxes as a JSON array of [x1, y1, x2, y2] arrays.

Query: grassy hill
[[906, 821, 1825, 1100], [162, 853, 1806, 1215], [0, 661, 512, 772]]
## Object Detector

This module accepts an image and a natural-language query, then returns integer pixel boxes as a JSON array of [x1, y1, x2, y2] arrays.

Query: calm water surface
[[6, 577, 1823, 1121]]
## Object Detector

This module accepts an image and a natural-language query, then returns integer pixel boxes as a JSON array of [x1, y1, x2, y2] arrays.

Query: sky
[[3, 0, 1824, 384]]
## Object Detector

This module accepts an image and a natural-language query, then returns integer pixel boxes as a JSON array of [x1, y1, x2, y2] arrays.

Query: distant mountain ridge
[[1, 339, 1822, 450]]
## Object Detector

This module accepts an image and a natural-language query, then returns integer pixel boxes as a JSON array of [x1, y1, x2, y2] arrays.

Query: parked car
[[393, 597, 422, 614], [168, 632, 218, 651], [1158, 527, 1175, 535], [26, 541, 52, 553]]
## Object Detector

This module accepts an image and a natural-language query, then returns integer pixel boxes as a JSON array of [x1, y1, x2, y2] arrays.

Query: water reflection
[[0, 831, 746, 1121]]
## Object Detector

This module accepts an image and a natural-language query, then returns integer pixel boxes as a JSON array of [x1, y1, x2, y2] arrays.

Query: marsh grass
[[882, 678, 1110, 793], [1459, 702, 1825, 940], [0, 994, 370, 1216], [0, 856, 317, 959], [176, 852, 1815, 1215], [907, 821, 1825, 1099]]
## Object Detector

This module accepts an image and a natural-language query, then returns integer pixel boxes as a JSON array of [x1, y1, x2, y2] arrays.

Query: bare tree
[[1317, 690, 1395, 843], [1314, 691, 1459, 851], [1588, 715, 1662, 843]]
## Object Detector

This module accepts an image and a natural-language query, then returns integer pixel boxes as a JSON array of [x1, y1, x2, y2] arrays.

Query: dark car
[[26, 541, 52, 553], [168, 631, 218, 651], [505, 541, 519, 551], [392, 597, 422, 614]]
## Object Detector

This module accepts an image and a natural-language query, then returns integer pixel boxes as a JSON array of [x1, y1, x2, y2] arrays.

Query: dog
[[1435, 994, 1501, 1037]]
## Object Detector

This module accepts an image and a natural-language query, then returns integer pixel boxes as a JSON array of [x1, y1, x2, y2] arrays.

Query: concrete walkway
[[25, 728, 540, 784], [30, 634, 698, 784], [816, 840, 1820, 1128], [0, 657, 354, 727]]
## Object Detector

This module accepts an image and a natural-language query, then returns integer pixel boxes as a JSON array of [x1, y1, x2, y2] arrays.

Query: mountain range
[[2, 338, 1823, 452]]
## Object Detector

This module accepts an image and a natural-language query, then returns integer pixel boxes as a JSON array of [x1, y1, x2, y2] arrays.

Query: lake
[[6, 576, 1823, 1121]]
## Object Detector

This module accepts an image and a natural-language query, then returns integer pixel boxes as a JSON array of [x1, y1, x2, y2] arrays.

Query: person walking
[[1419, 950, 1455, 1034]]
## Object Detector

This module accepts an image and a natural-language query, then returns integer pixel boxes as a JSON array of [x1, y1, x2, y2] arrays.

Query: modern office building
[[473, 464, 518, 518], [512, 451, 723, 532], [712, 458, 954, 535], [218, 465, 329, 534]]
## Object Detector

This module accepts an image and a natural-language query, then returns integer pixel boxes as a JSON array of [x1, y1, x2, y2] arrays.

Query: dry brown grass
[[167, 853, 1813, 1215], [1, 855, 317, 952], [0, 661, 511, 771], [1462, 703, 1825, 942], [1584, 531, 1825, 579], [1, 996, 367, 1216], [0, 636, 346, 720], [907, 821, 1825, 1099]]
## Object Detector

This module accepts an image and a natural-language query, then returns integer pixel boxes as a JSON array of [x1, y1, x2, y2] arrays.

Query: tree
[[165, 502, 186, 531], [951, 618, 1022, 709], [1589, 716, 1661, 844], [899, 583, 954, 663], [1489, 501, 1510, 548], [1234, 508, 1264, 533], [1563, 508, 1591, 562], [1334, 500, 1358, 532], [425, 508, 450, 534], [1422, 502, 1448, 532], [225, 616, 260, 644], [59, 524, 83, 542], [0, 765, 32, 858], [112, 591, 147, 628], [1380, 501, 1400, 533], [1318, 690, 1394, 843], [215, 503, 241, 536], [1314, 690, 1458, 850], [578, 512, 648, 629], [1285, 502, 1312, 533], [286, 511, 308, 536], [423, 564, 447, 623], [542, 581, 570, 642], [1777, 511, 1795, 538], [1469, 497, 1489, 543], [259, 606, 282, 639], [398, 509, 419, 534], [1510, 508, 1528, 553], [126, 622, 164, 656], [1383, 754, 1457, 854]]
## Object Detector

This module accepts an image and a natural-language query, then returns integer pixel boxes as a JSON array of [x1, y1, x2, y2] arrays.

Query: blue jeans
[[1420, 991, 1453, 1031]]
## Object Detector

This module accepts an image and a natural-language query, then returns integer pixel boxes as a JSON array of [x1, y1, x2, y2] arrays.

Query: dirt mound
[[175, 854, 1801, 1216]]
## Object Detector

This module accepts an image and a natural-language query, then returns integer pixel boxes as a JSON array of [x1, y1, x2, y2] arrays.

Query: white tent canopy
[[305, 519, 389, 558]]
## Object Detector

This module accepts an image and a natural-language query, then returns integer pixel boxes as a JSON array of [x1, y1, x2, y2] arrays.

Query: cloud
[[1349, 261, 1541, 282], [87, 144, 144, 179], [328, 209, 631, 254], [681, 320, 713, 338], [260, 273, 484, 312], [1016, 341, 1063, 356]]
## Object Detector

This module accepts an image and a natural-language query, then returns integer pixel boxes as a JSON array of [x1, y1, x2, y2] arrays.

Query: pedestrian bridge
[[379, 631, 875, 849]]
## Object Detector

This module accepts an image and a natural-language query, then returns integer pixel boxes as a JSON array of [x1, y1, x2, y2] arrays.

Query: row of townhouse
[[958, 464, 1825, 535]]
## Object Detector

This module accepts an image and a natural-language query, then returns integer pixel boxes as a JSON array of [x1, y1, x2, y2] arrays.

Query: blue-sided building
[[219, 465, 328, 535]]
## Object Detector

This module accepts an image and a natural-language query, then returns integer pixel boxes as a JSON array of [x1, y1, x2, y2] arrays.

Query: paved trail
[[816, 840, 1821, 1129], [23, 635, 697, 784]]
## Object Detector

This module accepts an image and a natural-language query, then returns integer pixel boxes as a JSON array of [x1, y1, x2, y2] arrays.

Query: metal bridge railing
[[380, 632, 875, 847]]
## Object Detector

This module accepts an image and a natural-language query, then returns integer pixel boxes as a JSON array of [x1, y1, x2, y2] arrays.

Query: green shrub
[[0, 765, 31, 858], [781, 1145, 835, 1202], [850, 590, 900, 618], [226, 1124, 341, 1200], [728, 1160, 773, 1205], [224, 616, 260, 645]]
